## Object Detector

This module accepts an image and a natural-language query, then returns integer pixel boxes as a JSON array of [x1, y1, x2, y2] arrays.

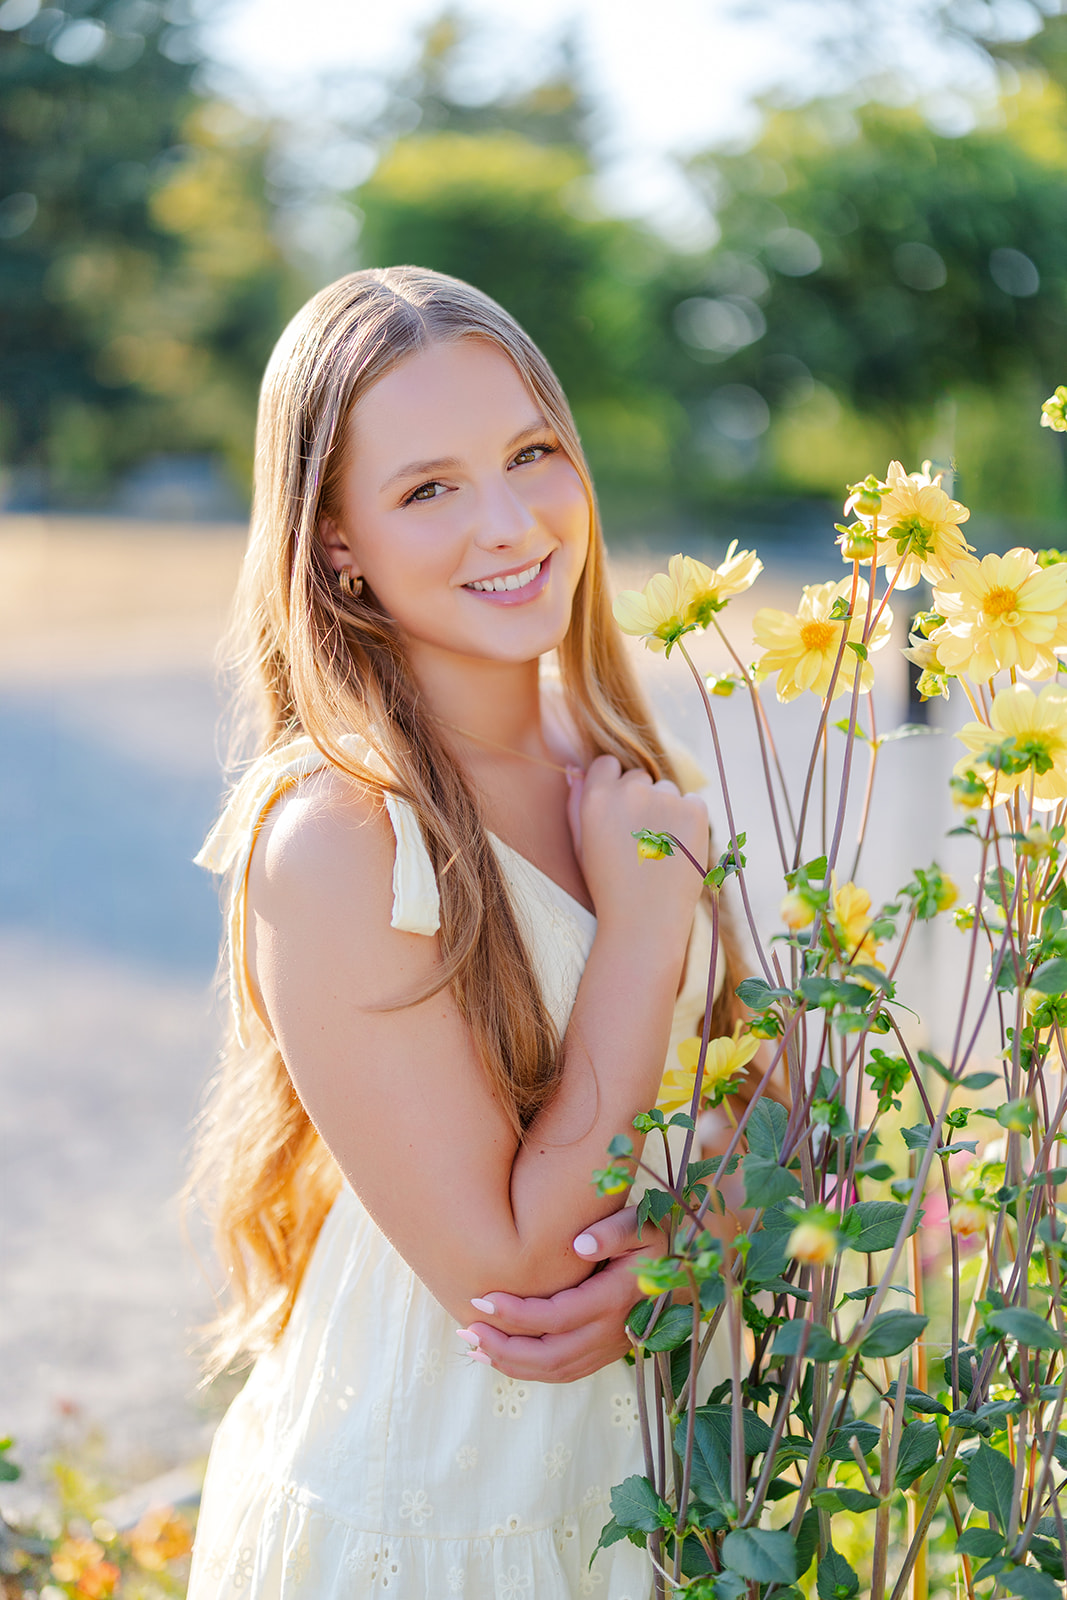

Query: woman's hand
[[457, 1208, 665, 1382], [568, 756, 709, 932]]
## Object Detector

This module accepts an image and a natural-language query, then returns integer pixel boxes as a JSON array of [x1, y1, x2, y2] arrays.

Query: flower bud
[[935, 874, 958, 912], [836, 524, 876, 561], [953, 904, 976, 932], [916, 670, 950, 702], [780, 890, 816, 930], [844, 474, 884, 518], [1019, 825, 1057, 861], [787, 1212, 839, 1266], [1041, 386, 1067, 433], [949, 1200, 988, 1239], [634, 830, 673, 861]]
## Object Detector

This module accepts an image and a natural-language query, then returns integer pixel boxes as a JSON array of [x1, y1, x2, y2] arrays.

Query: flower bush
[[598, 396, 1067, 1600], [0, 1436, 194, 1599]]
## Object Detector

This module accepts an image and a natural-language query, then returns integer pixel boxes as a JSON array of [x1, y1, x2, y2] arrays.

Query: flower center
[[983, 585, 1021, 623], [800, 619, 837, 652]]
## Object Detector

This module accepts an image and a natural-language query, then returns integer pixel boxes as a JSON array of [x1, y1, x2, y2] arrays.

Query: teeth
[[467, 561, 542, 593]]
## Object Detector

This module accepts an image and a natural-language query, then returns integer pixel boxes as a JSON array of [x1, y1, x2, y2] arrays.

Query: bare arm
[[247, 756, 708, 1326]]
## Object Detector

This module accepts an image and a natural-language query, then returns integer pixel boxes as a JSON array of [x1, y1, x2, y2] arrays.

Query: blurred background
[[3, 0, 1067, 1507]]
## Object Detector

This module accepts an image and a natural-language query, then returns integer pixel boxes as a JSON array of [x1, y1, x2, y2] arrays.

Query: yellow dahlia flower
[[830, 875, 883, 968], [752, 577, 892, 703], [949, 1200, 989, 1239], [931, 547, 1067, 682], [612, 555, 693, 652], [657, 1024, 759, 1112], [786, 1210, 839, 1266], [954, 682, 1067, 809], [875, 460, 974, 589], [679, 542, 763, 626], [613, 544, 762, 650]]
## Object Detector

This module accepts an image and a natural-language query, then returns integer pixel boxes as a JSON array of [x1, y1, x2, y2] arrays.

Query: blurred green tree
[[0, 0, 293, 501], [354, 18, 687, 520], [676, 34, 1067, 516]]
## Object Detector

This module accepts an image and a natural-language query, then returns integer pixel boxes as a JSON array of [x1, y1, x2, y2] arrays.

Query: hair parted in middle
[[190, 264, 745, 1373]]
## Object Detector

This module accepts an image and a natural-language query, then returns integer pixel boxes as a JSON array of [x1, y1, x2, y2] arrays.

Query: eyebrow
[[380, 416, 553, 493]]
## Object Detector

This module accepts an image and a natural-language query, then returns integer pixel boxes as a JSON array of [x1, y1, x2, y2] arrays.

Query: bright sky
[[200, 0, 1007, 240]]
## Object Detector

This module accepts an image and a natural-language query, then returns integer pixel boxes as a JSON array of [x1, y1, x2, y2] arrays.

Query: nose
[[471, 475, 539, 551]]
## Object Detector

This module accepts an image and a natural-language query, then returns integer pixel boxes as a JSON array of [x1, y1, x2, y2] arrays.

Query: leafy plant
[[600, 400, 1067, 1596]]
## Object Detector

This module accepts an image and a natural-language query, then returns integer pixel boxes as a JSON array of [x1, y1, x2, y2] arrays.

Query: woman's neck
[[407, 644, 547, 754]]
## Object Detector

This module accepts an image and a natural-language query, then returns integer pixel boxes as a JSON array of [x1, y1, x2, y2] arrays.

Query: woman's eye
[[405, 481, 445, 504], [511, 444, 556, 468]]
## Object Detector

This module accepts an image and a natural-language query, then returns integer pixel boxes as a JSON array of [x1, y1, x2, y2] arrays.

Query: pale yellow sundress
[[187, 734, 721, 1600]]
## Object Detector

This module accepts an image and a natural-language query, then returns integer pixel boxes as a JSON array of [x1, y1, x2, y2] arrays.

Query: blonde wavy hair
[[188, 265, 743, 1376]]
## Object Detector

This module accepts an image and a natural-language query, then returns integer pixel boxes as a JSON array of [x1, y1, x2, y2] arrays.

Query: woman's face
[[321, 339, 591, 669]]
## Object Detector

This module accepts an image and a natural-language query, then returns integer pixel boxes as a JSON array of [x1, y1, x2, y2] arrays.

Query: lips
[[462, 552, 552, 605]]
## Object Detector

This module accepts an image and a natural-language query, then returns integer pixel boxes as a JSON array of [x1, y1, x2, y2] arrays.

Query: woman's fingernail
[[455, 1328, 480, 1348], [573, 1232, 598, 1256], [470, 1297, 496, 1314], [470, 1349, 492, 1365]]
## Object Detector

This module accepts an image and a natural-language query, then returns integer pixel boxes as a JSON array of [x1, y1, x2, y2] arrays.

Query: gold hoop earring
[[339, 568, 363, 600]]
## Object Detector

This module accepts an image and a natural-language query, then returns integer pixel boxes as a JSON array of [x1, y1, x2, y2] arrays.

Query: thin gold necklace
[[434, 717, 575, 776]]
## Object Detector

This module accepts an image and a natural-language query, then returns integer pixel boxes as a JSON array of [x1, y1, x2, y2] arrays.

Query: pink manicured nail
[[470, 1349, 492, 1365], [573, 1232, 598, 1256], [470, 1297, 496, 1314], [455, 1328, 480, 1348]]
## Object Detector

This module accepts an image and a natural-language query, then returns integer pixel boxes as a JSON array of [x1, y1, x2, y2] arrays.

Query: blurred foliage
[[0, 0, 297, 501], [681, 69, 1067, 514], [3, 0, 1067, 525]]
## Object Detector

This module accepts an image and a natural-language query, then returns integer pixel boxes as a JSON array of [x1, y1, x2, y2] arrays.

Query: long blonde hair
[[189, 266, 742, 1374]]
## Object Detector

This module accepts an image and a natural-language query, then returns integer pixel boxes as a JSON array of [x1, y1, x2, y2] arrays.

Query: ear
[[319, 514, 361, 579]]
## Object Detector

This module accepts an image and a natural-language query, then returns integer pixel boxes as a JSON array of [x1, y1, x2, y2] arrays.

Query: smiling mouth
[[464, 559, 544, 594]]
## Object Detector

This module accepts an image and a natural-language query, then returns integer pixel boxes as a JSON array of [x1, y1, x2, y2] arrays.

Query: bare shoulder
[[245, 766, 431, 1003], [252, 764, 392, 902]]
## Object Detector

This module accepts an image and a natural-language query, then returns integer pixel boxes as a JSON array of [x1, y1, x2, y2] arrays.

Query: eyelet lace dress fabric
[[188, 736, 723, 1600]]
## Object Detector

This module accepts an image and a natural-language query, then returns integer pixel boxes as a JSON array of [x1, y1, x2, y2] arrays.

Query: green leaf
[[955, 1528, 1005, 1558], [795, 1508, 820, 1576], [721, 1528, 798, 1585], [986, 1306, 1064, 1350], [591, 1516, 633, 1555], [608, 1133, 634, 1158], [811, 1486, 881, 1512], [895, 1421, 940, 1489], [968, 1442, 1015, 1532], [1003, 1567, 1064, 1600], [826, 1420, 881, 1461], [773, 1318, 847, 1362], [609, 1474, 671, 1533], [906, 1385, 949, 1415], [817, 1545, 860, 1599], [746, 1098, 789, 1161], [963, 1071, 1000, 1089], [644, 1305, 696, 1352], [1029, 957, 1067, 994], [845, 1200, 921, 1253], [0, 1459, 19, 1483], [742, 1154, 801, 1209], [745, 1227, 790, 1285], [901, 1123, 937, 1151], [736, 977, 791, 1009], [696, 1404, 775, 1458], [860, 1310, 929, 1357], [687, 1412, 732, 1509]]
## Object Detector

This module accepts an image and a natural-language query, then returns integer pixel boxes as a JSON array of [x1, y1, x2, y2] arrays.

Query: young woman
[[186, 265, 741, 1600]]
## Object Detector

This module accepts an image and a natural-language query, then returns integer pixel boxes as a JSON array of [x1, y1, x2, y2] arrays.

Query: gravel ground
[[0, 513, 974, 1506]]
